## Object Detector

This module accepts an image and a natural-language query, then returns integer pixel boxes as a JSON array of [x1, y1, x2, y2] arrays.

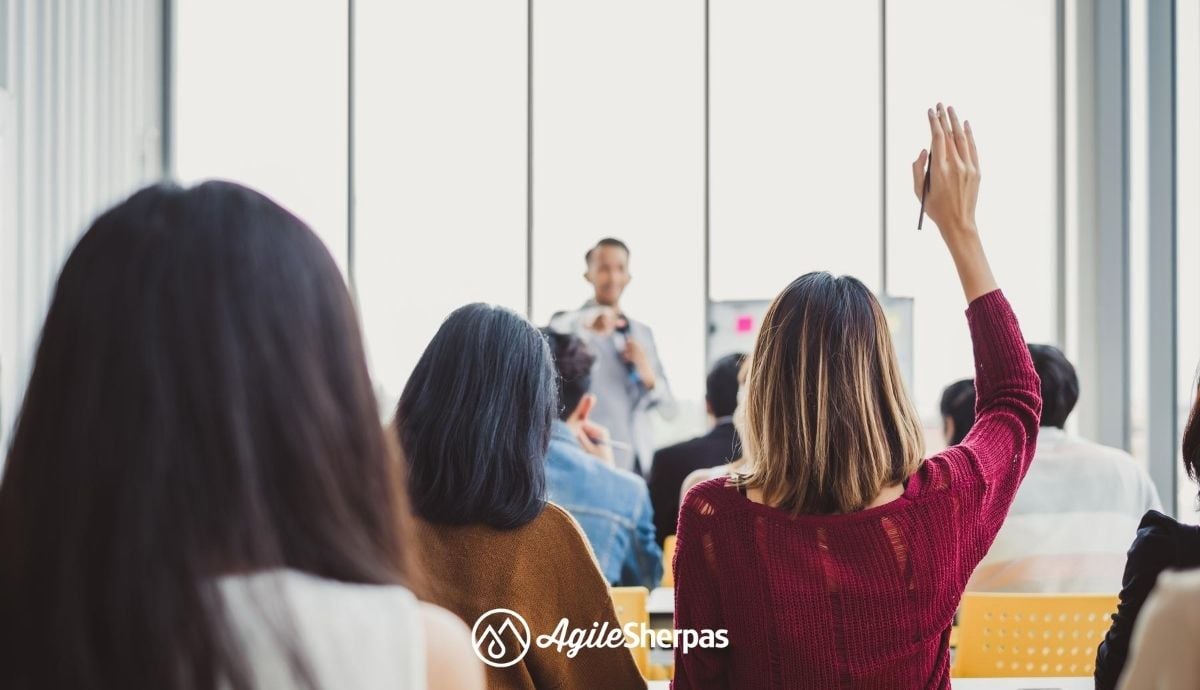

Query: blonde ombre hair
[[735, 272, 924, 515]]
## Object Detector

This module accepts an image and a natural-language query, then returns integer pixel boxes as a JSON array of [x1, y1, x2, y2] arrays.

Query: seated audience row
[[9, 104, 1197, 689], [943, 343, 1161, 594], [541, 328, 662, 589], [938, 326, 1197, 690]]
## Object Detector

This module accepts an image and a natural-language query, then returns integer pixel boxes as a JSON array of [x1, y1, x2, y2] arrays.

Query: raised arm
[[913, 105, 1042, 566]]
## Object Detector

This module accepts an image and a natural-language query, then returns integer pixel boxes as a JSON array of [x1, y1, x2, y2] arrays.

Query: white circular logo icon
[[471, 608, 532, 668]]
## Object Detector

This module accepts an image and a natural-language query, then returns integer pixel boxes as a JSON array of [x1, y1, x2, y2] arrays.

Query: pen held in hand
[[917, 158, 932, 230], [590, 437, 632, 451]]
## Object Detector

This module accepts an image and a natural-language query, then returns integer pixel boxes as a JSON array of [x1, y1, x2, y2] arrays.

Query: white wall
[[348, 2, 1064, 443], [354, 0, 528, 414], [0, 0, 163, 454], [530, 0, 707, 443], [173, 0, 348, 271]]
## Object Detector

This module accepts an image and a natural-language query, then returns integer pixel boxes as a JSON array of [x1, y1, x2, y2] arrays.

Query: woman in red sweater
[[672, 105, 1042, 689]]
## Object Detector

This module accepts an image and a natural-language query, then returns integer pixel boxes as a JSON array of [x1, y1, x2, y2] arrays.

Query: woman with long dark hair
[[396, 303, 644, 690], [0, 181, 481, 690]]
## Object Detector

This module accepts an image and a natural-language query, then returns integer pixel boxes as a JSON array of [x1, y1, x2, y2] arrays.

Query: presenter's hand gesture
[[587, 307, 623, 335]]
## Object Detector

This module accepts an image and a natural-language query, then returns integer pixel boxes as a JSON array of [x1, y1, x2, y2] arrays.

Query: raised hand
[[911, 104, 997, 303], [912, 103, 980, 238]]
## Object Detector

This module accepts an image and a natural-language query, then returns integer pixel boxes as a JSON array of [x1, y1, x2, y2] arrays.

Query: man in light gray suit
[[549, 238, 676, 476]]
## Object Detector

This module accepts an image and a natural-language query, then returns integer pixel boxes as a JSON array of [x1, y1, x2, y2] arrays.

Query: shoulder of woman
[[1138, 509, 1181, 531], [222, 569, 422, 614], [420, 603, 484, 690], [1132, 569, 1200, 643], [1127, 511, 1189, 568], [531, 504, 620, 605], [680, 476, 738, 516], [535, 502, 596, 549], [1153, 568, 1200, 598], [1133, 509, 1200, 550]]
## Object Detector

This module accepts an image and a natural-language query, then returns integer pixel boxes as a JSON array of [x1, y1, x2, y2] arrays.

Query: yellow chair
[[610, 586, 651, 677], [952, 592, 1118, 678], [661, 535, 677, 587]]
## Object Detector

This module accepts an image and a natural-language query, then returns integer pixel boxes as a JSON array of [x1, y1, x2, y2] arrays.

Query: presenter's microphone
[[614, 318, 643, 388]]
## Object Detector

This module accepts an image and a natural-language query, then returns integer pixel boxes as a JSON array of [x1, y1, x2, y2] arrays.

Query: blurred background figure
[[678, 356, 755, 505], [549, 239, 677, 475], [648, 352, 745, 545], [939, 378, 976, 446], [967, 344, 1162, 593], [542, 329, 662, 589]]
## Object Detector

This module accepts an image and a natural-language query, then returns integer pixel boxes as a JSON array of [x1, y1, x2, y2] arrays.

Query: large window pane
[[885, 0, 1058, 429], [1177, 0, 1200, 520], [529, 1, 706, 443], [174, 0, 348, 270], [354, 1, 528, 409], [709, 0, 882, 300], [1129, 0, 1149, 468]]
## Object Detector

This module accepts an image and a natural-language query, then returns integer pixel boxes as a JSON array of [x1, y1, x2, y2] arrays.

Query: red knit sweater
[[671, 290, 1041, 689]]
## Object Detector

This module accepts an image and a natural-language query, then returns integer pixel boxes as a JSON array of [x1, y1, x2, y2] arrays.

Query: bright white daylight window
[[173, 1, 1063, 448]]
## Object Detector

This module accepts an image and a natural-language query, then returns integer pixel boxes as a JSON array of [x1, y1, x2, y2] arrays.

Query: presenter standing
[[549, 238, 676, 475]]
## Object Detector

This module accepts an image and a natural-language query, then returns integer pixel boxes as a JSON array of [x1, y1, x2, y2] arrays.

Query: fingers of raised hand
[[927, 107, 945, 162], [964, 119, 980, 171], [936, 103, 963, 166], [947, 106, 971, 165]]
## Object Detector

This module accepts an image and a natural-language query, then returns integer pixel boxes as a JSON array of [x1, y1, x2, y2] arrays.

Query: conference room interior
[[2, 1, 1200, 689]]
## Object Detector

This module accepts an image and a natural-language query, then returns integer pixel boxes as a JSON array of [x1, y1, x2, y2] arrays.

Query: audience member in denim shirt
[[542, 329, 663, 589]]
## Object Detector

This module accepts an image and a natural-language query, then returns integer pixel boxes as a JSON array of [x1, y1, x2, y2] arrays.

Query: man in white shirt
[[548, 238, 676, 475], [963, 344, 1162, 593]]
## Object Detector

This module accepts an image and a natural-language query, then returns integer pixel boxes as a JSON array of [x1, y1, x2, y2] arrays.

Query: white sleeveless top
[[218, 569, 426, 689]]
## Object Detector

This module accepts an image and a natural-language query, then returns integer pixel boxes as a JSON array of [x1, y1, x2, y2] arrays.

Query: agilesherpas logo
[[470, 607, 729, 668]]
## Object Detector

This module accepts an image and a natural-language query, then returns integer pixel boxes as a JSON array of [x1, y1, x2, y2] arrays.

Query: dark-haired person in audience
[[0, 182, 482, 690], [1095, 379, 1200, 690], [396, 304, 644, 690], [966, 344, 1160, 593], [648, 353, 745, 545], [541, 329, 662, 589], [672, 105, 1043, 688], [678, 355, 755, 500], [939, 378, 976, 446], [549, 238, 677, 475]]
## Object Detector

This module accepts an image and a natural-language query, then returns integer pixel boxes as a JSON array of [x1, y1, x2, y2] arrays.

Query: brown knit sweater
[[413, 503, 645, 690]]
